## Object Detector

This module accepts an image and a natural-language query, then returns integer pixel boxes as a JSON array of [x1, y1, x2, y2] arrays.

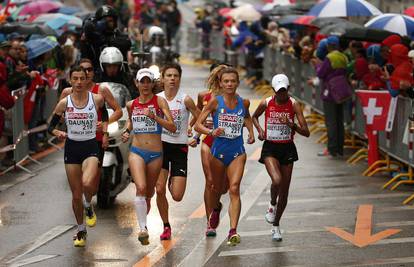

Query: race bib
[[267, 119, 291, 141], [218, 113, 243, 139]]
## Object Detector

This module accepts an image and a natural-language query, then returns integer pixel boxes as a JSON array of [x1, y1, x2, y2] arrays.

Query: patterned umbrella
[[26, 37, 58, 60], [31, 13, 82, 27], [19, 0, 62, 16], [365, 13, 414, 39], [307, 0, 382, 17]]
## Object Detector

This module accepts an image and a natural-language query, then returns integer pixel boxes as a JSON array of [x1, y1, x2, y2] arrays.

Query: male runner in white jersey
[[156, 63, 200, 240]]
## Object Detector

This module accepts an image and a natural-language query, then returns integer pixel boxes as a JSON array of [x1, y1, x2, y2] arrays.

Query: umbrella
[[229, 4, 261, 22], [341, 27, 404, 43], [58, 6, 80, 15], [31, 13, 82, 27], [218, 7, 232, 17], [278, 15, 316, 28], [19, 0, 62, 16], [307, 0, 382, 17], [26, 37, 58, 60], [267, 2, 312, 16], [311, 17, 348, 28], [0, 23, 56, 36], [365, 13, 414, 39], [318, 21, 363, 35], [261, 0, 294, 12], [404, 6, 414, 18]]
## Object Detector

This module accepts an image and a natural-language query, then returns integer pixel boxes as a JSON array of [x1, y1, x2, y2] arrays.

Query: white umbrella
[[262, 0, 293, 12], [229, 4, 262, 22], [365, 13, 414, 39], [307, 0, 382, 17]]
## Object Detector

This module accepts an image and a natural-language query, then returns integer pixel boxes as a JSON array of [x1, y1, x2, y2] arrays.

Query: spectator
[[165, 0, 181, 50], [385, 44, 414, 97], [315, 36, 349, 157], [6, 40, 30, 92]]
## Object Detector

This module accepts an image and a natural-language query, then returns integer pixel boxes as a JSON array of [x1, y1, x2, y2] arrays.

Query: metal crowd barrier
[[0, 86, 57, 176], [262, 47, 414, 169]]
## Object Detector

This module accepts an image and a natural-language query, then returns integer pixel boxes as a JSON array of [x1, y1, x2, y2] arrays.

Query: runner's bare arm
[[292, 99, 310, 137], [48, 98, 67, 140], [252, 99, 267, 140], [185, 95, 200, 127], [156, 96, 177, 133], [95, 94, 108, 133], [195, 97, 219, 136], [99, 85, 123, 123], [121, 101, 133, 143], [59, 87, 72, 101], [243, 99, 255, 144]]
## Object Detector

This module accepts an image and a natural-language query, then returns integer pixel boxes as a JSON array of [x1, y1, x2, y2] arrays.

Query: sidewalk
[[178, 132, 414, 267]]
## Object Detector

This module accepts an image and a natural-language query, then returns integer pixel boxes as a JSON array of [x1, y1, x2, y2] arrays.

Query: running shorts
[[162, 141, 188, 177], [259, 141, 298, 165], [64, 138, 99, 164]]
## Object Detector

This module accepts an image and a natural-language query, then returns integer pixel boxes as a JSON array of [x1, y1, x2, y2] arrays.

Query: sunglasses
[[81, 67, 94, 73]]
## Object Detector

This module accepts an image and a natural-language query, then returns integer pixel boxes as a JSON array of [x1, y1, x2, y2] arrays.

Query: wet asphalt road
[[2, 62, 414, 267]]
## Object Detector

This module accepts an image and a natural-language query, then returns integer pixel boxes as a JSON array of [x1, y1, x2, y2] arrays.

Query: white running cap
[[136, 68, 155, 81], [271, 74, 289, 92]]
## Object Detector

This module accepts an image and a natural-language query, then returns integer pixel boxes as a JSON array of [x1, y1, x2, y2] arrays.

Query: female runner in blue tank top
[[121, 68, 176, 246], [195, 67, 255, 246]]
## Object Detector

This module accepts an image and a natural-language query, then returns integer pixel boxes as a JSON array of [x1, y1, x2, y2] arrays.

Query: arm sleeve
[[48, 113, 61, 134]]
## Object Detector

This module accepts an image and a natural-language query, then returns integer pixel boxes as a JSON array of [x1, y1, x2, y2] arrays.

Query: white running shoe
[[265, 203, 276, 224], [271, 226, 282, 242]]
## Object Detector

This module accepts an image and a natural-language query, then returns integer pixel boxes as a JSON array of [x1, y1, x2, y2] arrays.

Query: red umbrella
[[294, 15, 315, 26], [18, 0, 62, 16], [219, 7, 232, 17], [404, 6, 414, 18]]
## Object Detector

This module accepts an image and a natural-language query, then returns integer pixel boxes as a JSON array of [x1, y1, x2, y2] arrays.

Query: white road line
[[10, 254, 59, 267], [238, 228, 325, 237], [218, 237, 414, 257], [257, 193, 409, 206], [282, 257, 414, 267], [247, 206, 414, 221], [7, 224, 75, 264], [177, 170, 270, 267]]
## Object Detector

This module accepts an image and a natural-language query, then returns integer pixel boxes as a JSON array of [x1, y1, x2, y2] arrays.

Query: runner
[[155, 63, 200, 240], [195, 63, 228, 237], [121, 68, 176, 245], [60, 58, 122, 226], [252, 74, 310, 241], [48, 65, 108, 247], [195, 67, 255, 246]]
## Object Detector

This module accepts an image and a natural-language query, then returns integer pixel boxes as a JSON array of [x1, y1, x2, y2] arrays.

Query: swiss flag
[[355, 90, 397, 166], [356, 90, 396, 131]]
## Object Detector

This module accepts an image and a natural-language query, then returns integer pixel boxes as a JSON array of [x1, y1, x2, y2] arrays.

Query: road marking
[[326, 205, 401, 248], [10, 255, 60, 267], [218, 237, 414, 257], [9, 254, 59, 267], [177, 170, 269, 267], [189, 203, 206, 219], [247, 147, 261, 161], [239, 228, 325, 237], [133, 239, 178, 267], [256, 193, 409, 206], [281, 256, 414, 267], [247, 205, 414, 221], [6, 224, 74, 264]]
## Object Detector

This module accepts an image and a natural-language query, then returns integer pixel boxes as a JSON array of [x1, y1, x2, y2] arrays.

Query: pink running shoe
[[208, 202, 222, 229], [160, 227, 171, 240], [205, 224, 217, 237]]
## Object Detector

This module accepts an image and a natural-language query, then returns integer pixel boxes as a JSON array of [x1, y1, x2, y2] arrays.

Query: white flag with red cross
[[356, 90, 397, 132]]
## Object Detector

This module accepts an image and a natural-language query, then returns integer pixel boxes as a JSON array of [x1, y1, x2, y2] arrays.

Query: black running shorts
[[64, 138, 99, 164], [162, 142, 188, 177], [259, 141, 298, 165]]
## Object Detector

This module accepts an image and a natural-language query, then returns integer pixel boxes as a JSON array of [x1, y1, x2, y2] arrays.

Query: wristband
[[124, 128, 130, 134], [208, 129, 214, 136]]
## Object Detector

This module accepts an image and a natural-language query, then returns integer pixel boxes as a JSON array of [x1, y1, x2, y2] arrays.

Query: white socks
[[135, 196, 147, 230], [78, 224, 86, 232], [83, 195, 91, 208]]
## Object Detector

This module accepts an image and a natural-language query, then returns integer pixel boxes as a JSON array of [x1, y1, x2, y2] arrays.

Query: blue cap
[[327, 36, 339, 46]]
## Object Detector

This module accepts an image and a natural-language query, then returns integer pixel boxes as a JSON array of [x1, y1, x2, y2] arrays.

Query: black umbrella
[[318, 21, 363, 36], [311, 17, 349, 28], [0, 23, 57, 36], [267, 5, 305, 16], [341, 27, 410, 44]]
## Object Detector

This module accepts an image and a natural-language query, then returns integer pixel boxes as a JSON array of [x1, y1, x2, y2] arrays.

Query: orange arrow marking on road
[[326, 204, 401, 248]]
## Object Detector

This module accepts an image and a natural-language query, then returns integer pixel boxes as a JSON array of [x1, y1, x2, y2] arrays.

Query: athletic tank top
[[158, 91, 189, 144], [131, 95, 163, 134], [213, 95, 245, 140], [65, 92, 97, 141], [203, 92, 214, 129], [265, 96, 295, 143], [90, 83, 103, 141]]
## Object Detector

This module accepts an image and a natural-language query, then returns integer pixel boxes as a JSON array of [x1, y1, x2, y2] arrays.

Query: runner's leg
[[226, 154, 246, 230], [81, 157, 100, 204], [156, 169, 170, 225], [274, 163, 293, 227], [129, 153, 148, 231], [201, 143, 217, 220], [264, 157, 282, 206], [65, 164, 84, 226]]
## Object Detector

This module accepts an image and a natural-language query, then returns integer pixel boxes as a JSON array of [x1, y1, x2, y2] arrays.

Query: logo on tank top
[[66, 107, 74, 113]]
